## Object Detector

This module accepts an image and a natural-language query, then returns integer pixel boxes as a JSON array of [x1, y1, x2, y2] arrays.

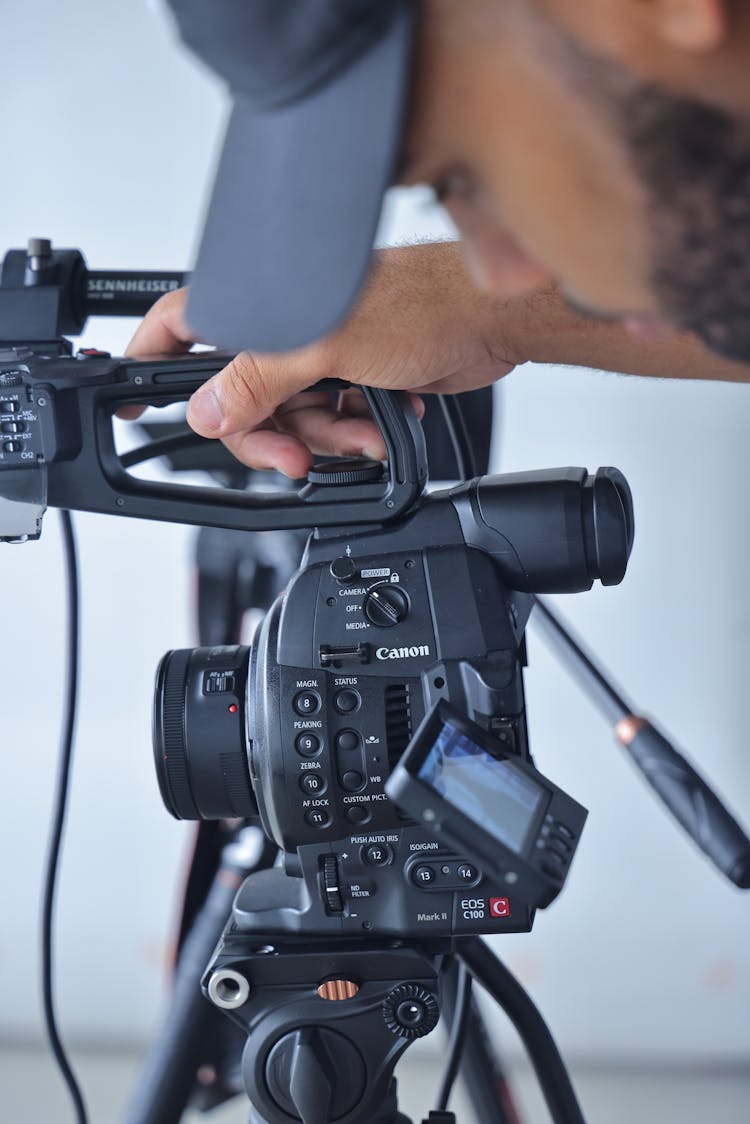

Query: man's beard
[[527, 4, 750, 364], [623, 87, 750, 364]]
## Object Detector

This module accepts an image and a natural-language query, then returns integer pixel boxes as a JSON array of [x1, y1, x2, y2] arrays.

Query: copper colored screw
[[317, 979, 359, 1001]]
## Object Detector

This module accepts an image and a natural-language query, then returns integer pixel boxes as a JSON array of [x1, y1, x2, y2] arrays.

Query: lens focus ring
[[154, 649, 199, 819]]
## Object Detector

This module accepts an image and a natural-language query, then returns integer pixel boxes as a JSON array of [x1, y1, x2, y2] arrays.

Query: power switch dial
[[363, 583, 409, 628]]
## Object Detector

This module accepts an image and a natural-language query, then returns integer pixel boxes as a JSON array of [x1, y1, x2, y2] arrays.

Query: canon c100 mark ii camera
[[153, 465, 633, 938]]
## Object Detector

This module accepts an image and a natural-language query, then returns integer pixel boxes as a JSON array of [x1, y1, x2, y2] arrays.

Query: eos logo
[[375, 644, 431, 660]]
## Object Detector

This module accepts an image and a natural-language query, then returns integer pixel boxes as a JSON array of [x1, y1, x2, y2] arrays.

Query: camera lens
[[153, 645, 256, 820]]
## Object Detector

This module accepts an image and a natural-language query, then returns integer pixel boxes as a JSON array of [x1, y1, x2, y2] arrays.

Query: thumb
[[186, 351, 320, 438]]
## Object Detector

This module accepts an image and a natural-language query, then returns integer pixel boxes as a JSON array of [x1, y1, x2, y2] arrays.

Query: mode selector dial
[[363, 582, 409, 627], [320, 856, 344, 914]]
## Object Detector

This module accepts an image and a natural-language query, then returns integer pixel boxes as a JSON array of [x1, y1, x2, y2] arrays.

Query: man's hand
[[124, 243, 519, 477]]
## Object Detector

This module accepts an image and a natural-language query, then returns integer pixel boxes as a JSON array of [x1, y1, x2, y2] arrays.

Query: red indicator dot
[[228, 704, 238, 714]]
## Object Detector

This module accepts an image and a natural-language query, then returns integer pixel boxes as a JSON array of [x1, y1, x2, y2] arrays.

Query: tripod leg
[[122, 828, 269, 1124], [441, 959, 522, 1124], [456, 937, 586, 1124]]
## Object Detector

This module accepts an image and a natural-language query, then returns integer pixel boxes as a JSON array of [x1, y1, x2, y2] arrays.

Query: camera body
[[155, 466, 633, 939]]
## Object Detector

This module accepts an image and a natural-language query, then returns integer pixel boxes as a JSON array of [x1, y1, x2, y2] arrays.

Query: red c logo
[[490, 897, 511, 918]]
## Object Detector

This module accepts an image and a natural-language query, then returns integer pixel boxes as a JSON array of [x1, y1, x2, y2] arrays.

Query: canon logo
[[376, 644, 431, 660]]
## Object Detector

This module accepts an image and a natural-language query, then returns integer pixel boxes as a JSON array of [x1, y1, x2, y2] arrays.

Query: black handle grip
[[623, 721, 750, 888], [1, 350, 428, 535]]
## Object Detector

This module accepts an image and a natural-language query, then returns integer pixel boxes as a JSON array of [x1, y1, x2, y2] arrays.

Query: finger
[[119, 288, 195, 420], [124, 287, 195, 359], [335, 387, 425, 420], [186, 350, 321, 440], [221, 428, 314, 478], [275, 407, 387, 461], [116, 404, 147, 420]]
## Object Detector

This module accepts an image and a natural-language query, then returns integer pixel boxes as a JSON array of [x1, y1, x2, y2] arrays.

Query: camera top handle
[[0, 240, 427, 539], [0, 349, 428, 538]]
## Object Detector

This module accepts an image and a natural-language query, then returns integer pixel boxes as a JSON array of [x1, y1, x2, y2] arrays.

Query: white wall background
[[1, 0, 749, 1067]]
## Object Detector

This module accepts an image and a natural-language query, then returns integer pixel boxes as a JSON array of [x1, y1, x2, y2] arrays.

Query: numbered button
[[295, 732, 321, 757], [363, 844, 392, 866], [299, 773, 327, 796], [457, 864, 479, 882], [293, 691, 320, 717], [305, 808, 331, 828], [412, 865, 435, 887]]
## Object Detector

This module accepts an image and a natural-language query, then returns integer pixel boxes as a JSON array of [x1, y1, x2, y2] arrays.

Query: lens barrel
[[153, 645, 256, 820]]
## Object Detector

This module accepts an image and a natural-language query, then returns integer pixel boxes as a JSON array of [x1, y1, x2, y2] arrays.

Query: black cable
[[436, 394, 527, 1124], [438, 395, 479, 480], [458, 938, 586, 1124], [434, 400, 478, 1117], [41, 511, 88, 1124], [436, 960, 473, 1112], [120, 429, 209, 469]]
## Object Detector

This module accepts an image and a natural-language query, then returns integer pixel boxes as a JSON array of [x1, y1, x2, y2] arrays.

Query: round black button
[[299, 773, 327, 796], [305, 808, 331, 828], [363, 844, 391, 866], [295, 732, 321, 757], [293, 691, 320, 717], [330, 556, 358, 583], [335, 730, 360, 752], [345, 804, 371, 825], [334, 689, 360, 714], [457, 863, 479, 882], [412, 865, 435, 886], [341, 770, 364, 792]]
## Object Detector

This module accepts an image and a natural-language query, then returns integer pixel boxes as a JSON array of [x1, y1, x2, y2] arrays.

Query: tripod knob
[[383, 983, 439, 1039], [265, 1026, 366, 1124]]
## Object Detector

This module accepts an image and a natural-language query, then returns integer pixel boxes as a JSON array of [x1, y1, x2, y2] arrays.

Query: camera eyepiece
[[153, 646, 256, 820], [467, 466, 635, 593], [582, 467, 634, 586]]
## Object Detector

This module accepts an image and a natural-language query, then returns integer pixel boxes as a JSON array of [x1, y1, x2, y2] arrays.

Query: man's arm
[[511, 281, 750, 383], [125, 241, 750, 474]]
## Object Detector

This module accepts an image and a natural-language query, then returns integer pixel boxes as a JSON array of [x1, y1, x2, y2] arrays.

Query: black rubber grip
[[626, 724, 750, 888]]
